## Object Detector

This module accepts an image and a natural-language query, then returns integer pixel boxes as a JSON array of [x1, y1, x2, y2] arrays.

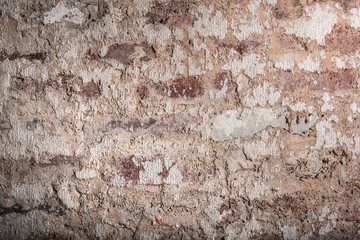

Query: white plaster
[[222, 53, 265, 79], [332, 56, 345, 69], [297, 56, 320, 73], [242, 82, 281, 108], [11, 183, 45, 202], [275, 59, 295, 71], [281, 225, 297, 240], [76, 168, 97, 180], [232, 13, 263, 41], [4, 114, 71, 162], [139, 158, 163, 185], [43, 1, 85, 25], [350, 8, 360, 29], [285, 4, 337, 45], [143, 24, 172, 47], [134, 0, 151, 14], [321, 92, 334, 112], [193, 5, 228, 39]]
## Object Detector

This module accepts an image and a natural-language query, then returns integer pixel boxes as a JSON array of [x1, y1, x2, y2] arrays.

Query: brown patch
[[86, 49, 99, 60], [149, 118, 184, 136], [12, 77, 46, 95], [337, 184, 360, 221], [277, 69, 355, 92], [107, 117, 157, 133], [137, 85, 149, 100], [146, 0, 194, 27], [273, 194, 311, 220], [219, 40, 260, 55], [155, 77, 204, 99], [59, 74, 101, 98], [272, 0, 304, 20], [105, 116, 183, 136], [111, 156, 144, 184], [80, 81, 101, 98], [326, 26, 360, 55], [30, 155, 79, 168], [212, 72, 233, 92], [0, 51, 47, 63], [104, 42, 155, 65]]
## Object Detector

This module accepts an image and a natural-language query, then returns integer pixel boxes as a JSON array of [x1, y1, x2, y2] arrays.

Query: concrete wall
[[1, 0, 360, 239]]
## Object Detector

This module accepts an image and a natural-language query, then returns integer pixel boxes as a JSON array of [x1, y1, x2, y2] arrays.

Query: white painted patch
[[57, 181, 80, 210], [4, 115, 71, 162], [242, 82, 281, 108], [193, 5, 228, 39], [281, 225, 297, 240], [321, 92, 334, 112], [164, 166, 183, 185], [314, 118, 338, 149], [76, 168, 97, 180], [232, 16, 263, 41], [222, 53, 265, 79], [143, 24, 172, 47], [285, 4, 337, 45], [11, 183, 45, 202], [43, 1, 85, 25], [350, 102, 359, 114], [239, 215, 262, 239], [134, 0, 151, 14], [350, 8, 360, 29], [139, 158, 163, 185], [332, 56, 345, 69], [297, 56, 320, 73], [244, 135, 278, 160], [275, 59, 295, 71], [173, 28, 184, 41], [212, 108, 288, 141]]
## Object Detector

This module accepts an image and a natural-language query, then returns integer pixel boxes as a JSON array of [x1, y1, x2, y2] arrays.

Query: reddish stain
[[137, 85, 149, 100], [111, 156, 144, 184], [156, 77, 204, 99], [277, 69, 355, 92], [212, 72, 234, 93], [12, 74, 100, 98], [219, 40, 260, 55], [81, 81, 101, 98], [326, 26, 360, 55]]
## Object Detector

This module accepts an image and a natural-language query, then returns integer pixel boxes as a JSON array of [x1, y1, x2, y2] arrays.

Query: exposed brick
[[212, 72, 234, 93], [277, 69, 355, 92], [326, 26, 360, 55], [111, 156, 144, 184], [155, 77, 204, 99], [146, 0, 194, 27]]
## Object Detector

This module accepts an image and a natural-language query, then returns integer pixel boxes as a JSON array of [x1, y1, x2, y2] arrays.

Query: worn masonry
[[0, 0, 360, 239]]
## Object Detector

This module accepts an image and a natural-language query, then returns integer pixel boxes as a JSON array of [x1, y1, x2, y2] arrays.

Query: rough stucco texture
[[1, 0, 360, 239]]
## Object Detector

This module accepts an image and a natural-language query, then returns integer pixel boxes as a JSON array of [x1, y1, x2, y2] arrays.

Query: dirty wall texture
[[1, 0, 360, 239]]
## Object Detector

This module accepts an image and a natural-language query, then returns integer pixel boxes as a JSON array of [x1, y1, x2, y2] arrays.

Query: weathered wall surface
[[0, 0, 360, 239]]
